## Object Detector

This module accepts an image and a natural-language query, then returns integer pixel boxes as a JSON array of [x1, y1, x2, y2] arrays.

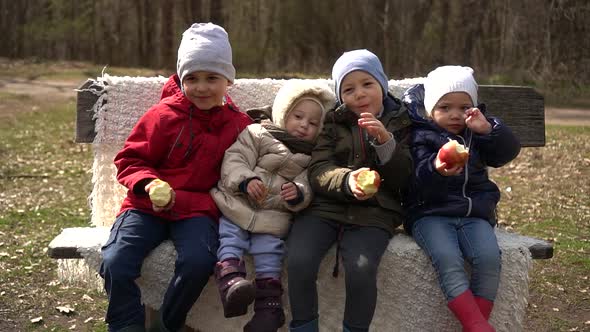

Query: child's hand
[[347, 167, 373, 200], [145, 179, 176, 212], [247, 179, 268, 203], [280, 182, 298, 201], [465, 108, 492, 135], [434, 152, 464, 176], [358, 113, 391, 144]]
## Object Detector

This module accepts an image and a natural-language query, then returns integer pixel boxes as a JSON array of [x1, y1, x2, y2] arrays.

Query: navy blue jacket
[[402, 84, 521, 233]]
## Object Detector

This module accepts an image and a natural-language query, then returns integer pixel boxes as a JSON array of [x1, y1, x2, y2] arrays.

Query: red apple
[[438, 140, 469, 169], [357, 170, 381, 195]]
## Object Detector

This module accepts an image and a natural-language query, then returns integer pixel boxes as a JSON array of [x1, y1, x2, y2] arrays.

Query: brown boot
[[215, 258, 255, 318], [243, 278, 286, 332]]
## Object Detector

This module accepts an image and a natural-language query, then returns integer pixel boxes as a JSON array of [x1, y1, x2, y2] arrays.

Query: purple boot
[[215, 258, 255, 318], [243, 278, 286, 332]]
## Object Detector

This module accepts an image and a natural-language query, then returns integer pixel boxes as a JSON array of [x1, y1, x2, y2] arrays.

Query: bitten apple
[[147, 179, 172, 207], [438, 140, 469, 168], [357, 170, 381, 195]]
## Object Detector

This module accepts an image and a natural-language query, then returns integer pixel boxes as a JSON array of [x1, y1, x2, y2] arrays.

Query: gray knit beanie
[[331, 49, 388, 104], [177, 23, 235, 84]]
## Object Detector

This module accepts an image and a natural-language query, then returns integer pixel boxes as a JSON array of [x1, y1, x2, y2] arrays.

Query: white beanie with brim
[[423, 65, 478, 116], [177, 23, 235, 84], [272, 80, 336, 137]]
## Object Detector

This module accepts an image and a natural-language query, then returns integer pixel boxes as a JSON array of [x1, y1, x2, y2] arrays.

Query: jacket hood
[[402, 84, 430, 124], [272, 80, 336, 133]]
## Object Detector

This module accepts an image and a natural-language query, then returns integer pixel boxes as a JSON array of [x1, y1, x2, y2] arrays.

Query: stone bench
[[48, 75, 551, 332]]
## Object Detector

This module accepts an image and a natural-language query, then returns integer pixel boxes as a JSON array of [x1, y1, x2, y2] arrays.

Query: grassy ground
[[0, 59, 589, 331]]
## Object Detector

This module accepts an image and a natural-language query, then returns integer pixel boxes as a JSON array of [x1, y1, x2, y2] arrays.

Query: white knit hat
[[177, 23, 235, 84], [423, 65, 478, 116], [272, 80, 336, 137]]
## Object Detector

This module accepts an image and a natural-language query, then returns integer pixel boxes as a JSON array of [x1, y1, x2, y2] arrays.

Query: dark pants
[[287, 215, 390, 331], [99, 209, 219, 332]]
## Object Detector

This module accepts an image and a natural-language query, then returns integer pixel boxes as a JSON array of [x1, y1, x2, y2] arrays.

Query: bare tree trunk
[[381, 0, 390, 75], [210, 0, 224, 26], [134, 0, 145, 66], [438, 1, 450, 66], [257, 1, 276, 73], [144, 0, 156, 67], [160, 1, 175, 69]]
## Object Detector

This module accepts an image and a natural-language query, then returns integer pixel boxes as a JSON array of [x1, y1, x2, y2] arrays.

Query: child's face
[[431, 92, 472, 134], [182, 71, 231, 110], [340, 70, 383, 116], [284, 100, 323, 142]]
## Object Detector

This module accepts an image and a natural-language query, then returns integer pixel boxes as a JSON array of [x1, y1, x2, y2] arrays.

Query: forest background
[[1, 0, 588, 106], [0, 1, 589, 331]]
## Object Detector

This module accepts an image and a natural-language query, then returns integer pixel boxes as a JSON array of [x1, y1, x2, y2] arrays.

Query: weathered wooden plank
[[479, 85, 545, 147], [47, 227, 109, 259], [75, 79, 103, 143], [48, 227, 553, 260], [529, 243, 554, 259], [74, 81, 545, 146], [48, 246, 84, 259]]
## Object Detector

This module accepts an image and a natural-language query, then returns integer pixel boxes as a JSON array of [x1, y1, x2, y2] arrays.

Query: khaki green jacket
[[304, 94, 413, 235]]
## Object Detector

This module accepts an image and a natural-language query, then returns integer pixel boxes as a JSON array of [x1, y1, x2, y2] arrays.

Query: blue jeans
[[99, 210, 219, 332], [217, 216, 284, 279], [412, 216, 501, 301]]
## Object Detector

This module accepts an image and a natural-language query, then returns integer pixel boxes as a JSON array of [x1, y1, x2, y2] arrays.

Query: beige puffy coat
[[211, 80, 336, 237], [211, 123, 313, 237]]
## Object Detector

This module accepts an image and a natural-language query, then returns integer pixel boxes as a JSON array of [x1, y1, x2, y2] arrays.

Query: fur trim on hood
[[272, 80, 336, 134]]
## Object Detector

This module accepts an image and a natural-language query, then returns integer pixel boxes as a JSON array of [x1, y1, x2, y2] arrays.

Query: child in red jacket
[[99, 23, 251, 332]]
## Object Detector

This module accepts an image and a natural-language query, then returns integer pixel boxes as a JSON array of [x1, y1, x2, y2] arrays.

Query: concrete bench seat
[[48, 76, 550, 332]]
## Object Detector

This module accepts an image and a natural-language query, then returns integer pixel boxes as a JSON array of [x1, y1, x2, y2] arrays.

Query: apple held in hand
[[438, 140, 469, 169], [357, 170, 381, 195], [147, 179, 172, 207]]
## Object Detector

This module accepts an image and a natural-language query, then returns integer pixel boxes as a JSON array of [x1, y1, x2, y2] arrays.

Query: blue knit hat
[[331, 49, 388, 104]]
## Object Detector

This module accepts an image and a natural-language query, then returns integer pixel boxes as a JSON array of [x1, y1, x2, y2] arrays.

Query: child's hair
[[176, 22, 235, 83], [271, 80, 335, 136], [423, 66, 478, 116], [331, 49, 389, 104]]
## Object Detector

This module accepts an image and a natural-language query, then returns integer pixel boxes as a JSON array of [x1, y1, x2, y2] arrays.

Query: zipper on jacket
[[457, 135, 472, 216], [167, 125, 185, 160], [358, 126, 367, 163]]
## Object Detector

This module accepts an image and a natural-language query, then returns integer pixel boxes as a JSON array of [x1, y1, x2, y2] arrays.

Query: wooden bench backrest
[[75, 78, 545, 147]]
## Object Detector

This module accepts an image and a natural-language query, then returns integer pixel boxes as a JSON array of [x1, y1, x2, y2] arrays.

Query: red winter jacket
[[114, 74, 252, 221]]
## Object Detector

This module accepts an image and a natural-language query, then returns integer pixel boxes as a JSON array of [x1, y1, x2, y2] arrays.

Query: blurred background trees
[[0, 0, 588, 102]]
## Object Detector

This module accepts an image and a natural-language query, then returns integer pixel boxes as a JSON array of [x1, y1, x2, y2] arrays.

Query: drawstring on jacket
[[332, 225, 344, 278], [183, 106, 195, 160]]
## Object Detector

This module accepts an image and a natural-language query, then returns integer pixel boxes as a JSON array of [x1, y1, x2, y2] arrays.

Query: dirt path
[[545, 107, 590, 126], [1, 77, 589, 126]]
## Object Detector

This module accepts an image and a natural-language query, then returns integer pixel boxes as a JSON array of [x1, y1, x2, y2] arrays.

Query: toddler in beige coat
[[210, 80, 335, 332]]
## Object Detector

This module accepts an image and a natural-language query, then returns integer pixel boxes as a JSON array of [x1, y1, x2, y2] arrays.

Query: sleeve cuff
[[239, 176, 261, 194], [373, 133, 396, 164], [286, 182, 304, 206]]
